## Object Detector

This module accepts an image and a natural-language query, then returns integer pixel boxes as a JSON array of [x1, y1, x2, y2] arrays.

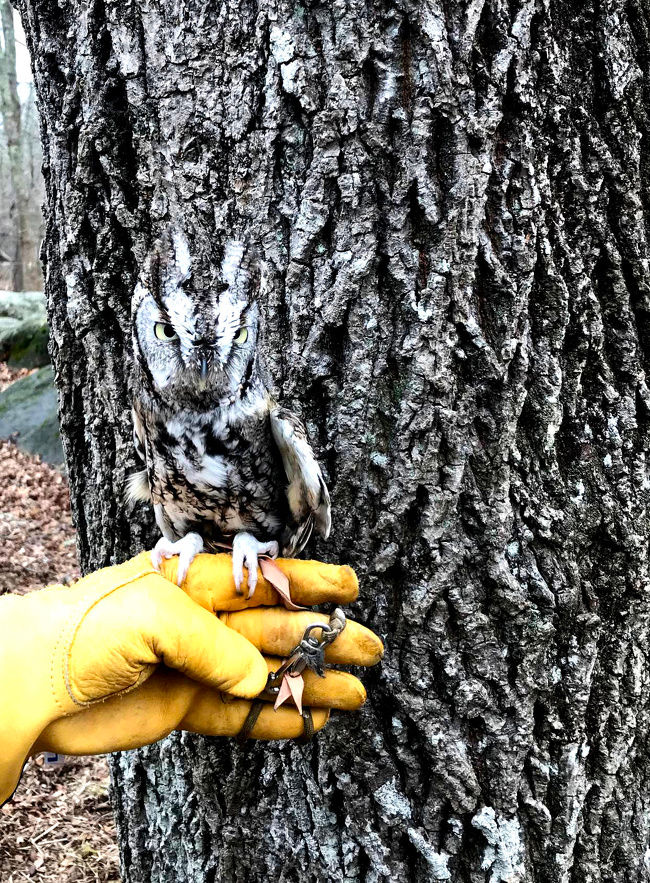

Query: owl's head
[[132, 230, 263, 408]]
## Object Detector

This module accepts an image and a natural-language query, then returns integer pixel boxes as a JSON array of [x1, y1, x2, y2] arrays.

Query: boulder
[[0, 291, 49, 368], [0, 366, 63, 466]]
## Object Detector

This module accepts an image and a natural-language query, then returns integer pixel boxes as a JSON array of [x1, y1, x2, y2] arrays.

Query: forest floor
[[0, 364, 120, 883]]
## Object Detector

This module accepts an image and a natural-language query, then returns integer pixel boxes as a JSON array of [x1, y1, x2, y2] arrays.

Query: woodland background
[[0, 3, 118, 879], [0, 0, 42, 290]]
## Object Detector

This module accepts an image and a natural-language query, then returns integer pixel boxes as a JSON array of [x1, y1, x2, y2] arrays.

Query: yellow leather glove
[[0, 551, 382, 806]]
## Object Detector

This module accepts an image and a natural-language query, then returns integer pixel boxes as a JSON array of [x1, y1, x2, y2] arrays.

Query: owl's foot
[[151, 532, 204, 586], [232, 533, 279, 599]]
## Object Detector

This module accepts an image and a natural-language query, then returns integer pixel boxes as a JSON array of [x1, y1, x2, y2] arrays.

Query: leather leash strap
[[237, 701, 315, 743], [237, 700, 264, 743]]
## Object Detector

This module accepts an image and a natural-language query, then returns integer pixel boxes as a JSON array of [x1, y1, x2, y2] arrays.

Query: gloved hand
[[0, 551, 382, 806]]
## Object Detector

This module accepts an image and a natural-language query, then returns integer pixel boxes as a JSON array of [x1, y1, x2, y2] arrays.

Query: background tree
[[18, 79, 44, 288], [0, 0, 43, 291], [0, 0, 26, 290], [13, 0, 650, 879]]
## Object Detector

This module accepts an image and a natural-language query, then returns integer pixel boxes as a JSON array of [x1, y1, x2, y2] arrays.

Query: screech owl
[[128, 228, 331, 596]]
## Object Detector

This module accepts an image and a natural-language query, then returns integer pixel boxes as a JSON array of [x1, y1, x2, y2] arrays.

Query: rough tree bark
[[14, 0, 650, 879]]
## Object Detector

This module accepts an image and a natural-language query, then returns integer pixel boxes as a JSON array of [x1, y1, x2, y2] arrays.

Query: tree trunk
[[15, 0, 650, 879], [0, 0, 25, 290], [18, 80, 45, 289]]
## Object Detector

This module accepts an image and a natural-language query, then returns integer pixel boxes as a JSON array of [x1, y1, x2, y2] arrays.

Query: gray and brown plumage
[[128, 229, 331, 595]]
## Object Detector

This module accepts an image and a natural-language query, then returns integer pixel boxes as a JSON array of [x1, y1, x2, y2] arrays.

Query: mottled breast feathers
[[129, 398, 331, 558]]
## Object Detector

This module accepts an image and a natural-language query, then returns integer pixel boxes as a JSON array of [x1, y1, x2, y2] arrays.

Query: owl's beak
[[199, 353, 209, 381], [191, 338, 211, 381]]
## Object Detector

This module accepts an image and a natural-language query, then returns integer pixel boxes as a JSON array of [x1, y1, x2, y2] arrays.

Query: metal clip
[[260, 607, 347, 701]]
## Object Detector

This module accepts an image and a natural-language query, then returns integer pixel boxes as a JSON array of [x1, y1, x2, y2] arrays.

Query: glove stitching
[[56, 567, 157, 709], [50, 609, 73, 716]]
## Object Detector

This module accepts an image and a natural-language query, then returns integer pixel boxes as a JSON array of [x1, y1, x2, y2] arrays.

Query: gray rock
[[0, 291, 46, 321], [0, 291, 49, 367], [0, 366, 63, 465]]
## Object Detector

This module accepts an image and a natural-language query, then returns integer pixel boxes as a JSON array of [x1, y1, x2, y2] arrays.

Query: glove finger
[[145, 582, 268, 697], [261, 656, 367, 709], [70, 576, 268, 700], [265, 558, 359, 606], [180, 696, 330, 740], [35, 669, 331, 754], [159, 553, 358, 611], [35, 671, 197, 755], [219, 609, 384, 666]]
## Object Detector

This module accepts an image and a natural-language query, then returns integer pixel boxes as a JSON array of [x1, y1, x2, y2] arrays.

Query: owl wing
[[125, 407, 152, 504], [269, 406, 331, 556]]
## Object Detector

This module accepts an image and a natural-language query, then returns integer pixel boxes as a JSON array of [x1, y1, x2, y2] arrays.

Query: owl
[[128, 229, 331, 597]]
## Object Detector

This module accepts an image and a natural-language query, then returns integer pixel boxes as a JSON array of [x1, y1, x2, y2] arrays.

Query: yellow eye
[[234, 327, 248, 345], [154, 322, 178, 342]]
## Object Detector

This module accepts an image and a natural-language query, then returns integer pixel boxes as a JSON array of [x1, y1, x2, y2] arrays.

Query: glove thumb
[[68, 578, 269, 701], [151, 587, 269, 697]]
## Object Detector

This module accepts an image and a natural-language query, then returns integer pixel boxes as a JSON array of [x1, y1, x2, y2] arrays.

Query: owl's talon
[[245, 557, 261, 599], [152, 533, 204, 586], [232, 533, 279, 599], [151, 538, 179, 571]]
